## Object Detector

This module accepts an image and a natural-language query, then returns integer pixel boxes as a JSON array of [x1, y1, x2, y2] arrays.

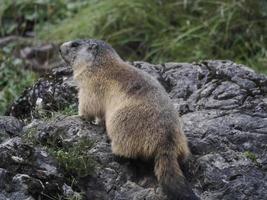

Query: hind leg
[[110, 133, 145, 159], [105, 104, 171, 161]]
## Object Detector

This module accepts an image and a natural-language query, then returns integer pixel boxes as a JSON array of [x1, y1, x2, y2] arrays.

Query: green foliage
[[49, 138, 95, 177], [0, 0, 88, 36], [0, 46, 37, 115], [58, 104, 78, 116], [66, 194, 83, 200], [37, 104, 78, 121], [23, 126, 95, 178], [39, 0, 267, 74], [0, 0, 85, 115], [244, 151, 257, 163], [22, 127, 38, 145]]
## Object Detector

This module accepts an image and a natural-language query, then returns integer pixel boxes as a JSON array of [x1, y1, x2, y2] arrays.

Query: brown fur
[[60, 39, 199, 200]]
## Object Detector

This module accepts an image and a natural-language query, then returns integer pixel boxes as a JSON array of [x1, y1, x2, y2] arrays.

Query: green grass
[[244, 151, 257, 163], [22, 127, 38, 145], [36, 104, 78, 121], [0, 0, 88, 36], [37, 0, 267, 74], [49, 138, 95, 177], [0, 47, 37, 115], [23, 125, 95, 178], [57, 104, 78, 116]]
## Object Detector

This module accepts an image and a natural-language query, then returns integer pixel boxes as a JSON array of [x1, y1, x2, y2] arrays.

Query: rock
[[0, 36, 31, 48], [0, 116, 23, 142], [20, 45, 55, 62], [7, 64, 78, 120], [2, 60, 267, 199], [20, 44, 62, 72], [0, 36, 62, 73], [0, 136, 65, 199], [113, 181, 162, 200]]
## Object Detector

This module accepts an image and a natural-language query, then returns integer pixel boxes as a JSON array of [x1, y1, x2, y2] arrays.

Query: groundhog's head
[[59, 39, 122, 70]]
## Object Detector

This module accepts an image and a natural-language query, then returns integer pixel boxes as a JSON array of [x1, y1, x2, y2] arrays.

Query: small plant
[[244, 151, 257, 163], [66, 193, 83, 200], [49, 138, 95, 178], [58, 104, 78, 116], [22, 124, 95, 178], [22, 126, 93, 199], [33, 103, 78, 122], [21, 127, 39, 145]]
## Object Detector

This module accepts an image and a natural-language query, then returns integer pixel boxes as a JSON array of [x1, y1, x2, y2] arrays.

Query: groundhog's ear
[[88, 43, 98, 51]]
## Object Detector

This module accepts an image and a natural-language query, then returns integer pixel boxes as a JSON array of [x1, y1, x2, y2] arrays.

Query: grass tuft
[[50, 138, 95, 178], [244, 151, 257, 163], [22, 126, 95, 178]]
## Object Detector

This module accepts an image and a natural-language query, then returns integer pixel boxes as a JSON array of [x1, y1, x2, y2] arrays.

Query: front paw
[[91, 117, 102, 125], [70, 115, 86, 120]]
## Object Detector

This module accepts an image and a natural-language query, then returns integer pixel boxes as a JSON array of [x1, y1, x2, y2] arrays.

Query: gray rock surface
[[20, 44, 61, 72], [2, 60, 267, 199], [0, 116, 23, 142]]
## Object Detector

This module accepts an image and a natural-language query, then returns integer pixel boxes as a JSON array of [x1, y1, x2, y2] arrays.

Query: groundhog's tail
[[154, 150, 199, 200]]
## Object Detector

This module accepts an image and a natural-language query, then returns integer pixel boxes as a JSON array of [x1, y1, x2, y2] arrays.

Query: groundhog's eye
[[71, 42, 79, 48]]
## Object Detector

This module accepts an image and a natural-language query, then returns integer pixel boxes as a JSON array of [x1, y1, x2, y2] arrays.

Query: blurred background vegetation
[[0, 0, 267, 114]]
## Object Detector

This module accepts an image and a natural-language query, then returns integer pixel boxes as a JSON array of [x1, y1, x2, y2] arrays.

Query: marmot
[[59, 39, 199, 200]]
